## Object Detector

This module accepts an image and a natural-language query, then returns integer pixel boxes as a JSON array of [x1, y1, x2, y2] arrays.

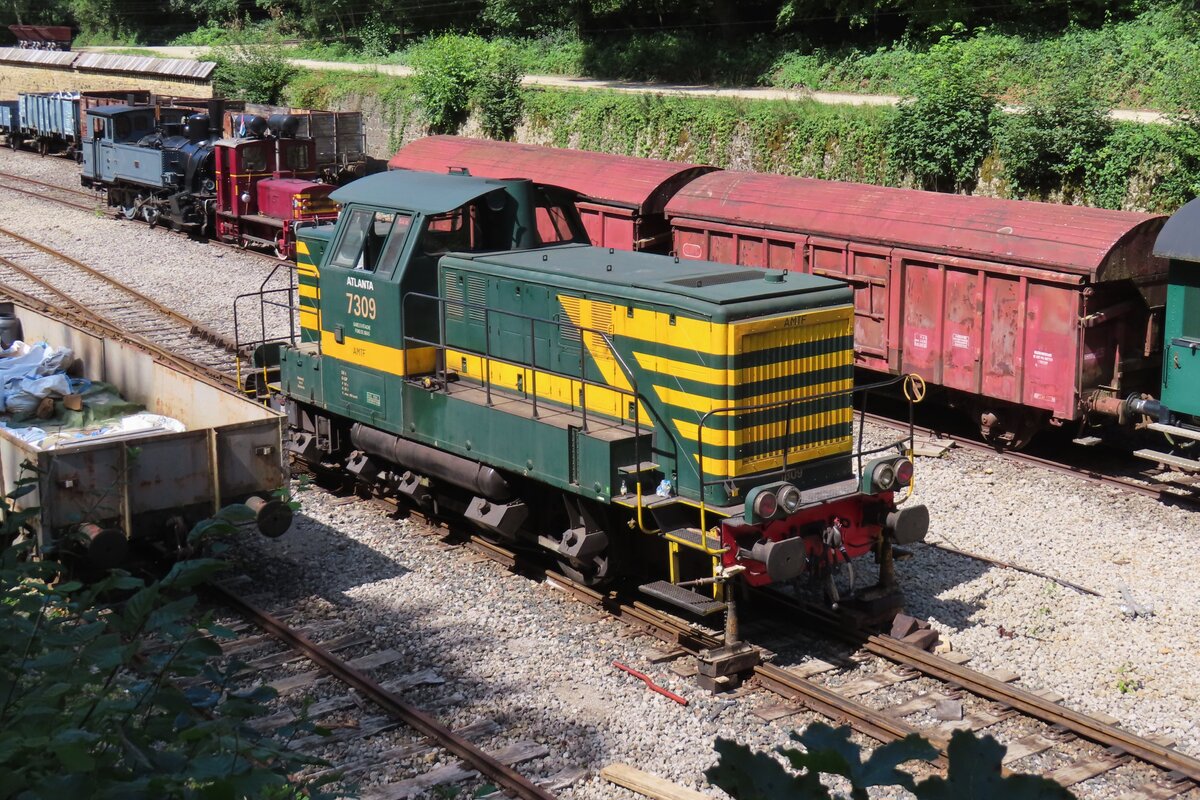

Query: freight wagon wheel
[[141, 206, 160, 228], [120, 202, 139, 220], [979, 408, 1046, 450]]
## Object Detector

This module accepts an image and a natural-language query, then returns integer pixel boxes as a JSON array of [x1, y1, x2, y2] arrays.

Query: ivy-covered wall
[[285, 69, 1199, 214]]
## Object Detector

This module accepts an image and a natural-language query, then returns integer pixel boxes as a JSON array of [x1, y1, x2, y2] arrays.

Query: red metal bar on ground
[[612, 660, 689, 706]]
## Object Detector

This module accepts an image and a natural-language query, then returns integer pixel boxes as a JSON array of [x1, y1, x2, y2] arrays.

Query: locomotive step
[[1131, 448, 1200, 471], [618, 461, 660, 475], [639, 580, 726, 616], [1147, 421, 1200, 443]]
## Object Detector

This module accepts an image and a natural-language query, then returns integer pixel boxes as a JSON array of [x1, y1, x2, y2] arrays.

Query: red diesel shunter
[[213, 115, 339, 259]]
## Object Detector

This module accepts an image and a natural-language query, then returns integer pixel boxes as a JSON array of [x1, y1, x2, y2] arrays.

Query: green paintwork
[[467, 247, 852, 318], [1161, 260, 1200, 417], [281, 173, 856, 513]]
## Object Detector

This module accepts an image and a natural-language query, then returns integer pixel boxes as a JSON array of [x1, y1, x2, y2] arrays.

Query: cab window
[[332, 209, 406, 272], [114, 115, 132, 140], [91, 117, 106, 139], [376, 214, 413, 273], [243, 145, 269, 173], [420, 209, 474, 256], [284, 143, 310, 171]]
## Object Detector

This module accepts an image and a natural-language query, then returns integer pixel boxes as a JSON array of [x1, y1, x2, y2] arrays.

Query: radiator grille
[[726, 309, 854, 471]]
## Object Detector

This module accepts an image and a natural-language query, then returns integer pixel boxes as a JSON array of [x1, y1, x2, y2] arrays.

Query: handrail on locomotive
[[232, 262, 299, 397]]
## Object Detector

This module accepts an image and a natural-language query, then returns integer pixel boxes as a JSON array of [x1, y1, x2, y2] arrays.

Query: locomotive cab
[[262, 170, 927, 627]]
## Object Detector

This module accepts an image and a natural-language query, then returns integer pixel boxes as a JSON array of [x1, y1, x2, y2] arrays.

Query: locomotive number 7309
[[346, 292, 377, 320]]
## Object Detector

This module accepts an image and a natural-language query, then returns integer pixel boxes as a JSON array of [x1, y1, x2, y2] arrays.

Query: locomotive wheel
[[120, 203, 139, 220], [141, 206, 160, 228], [556, 553, 611, 587]]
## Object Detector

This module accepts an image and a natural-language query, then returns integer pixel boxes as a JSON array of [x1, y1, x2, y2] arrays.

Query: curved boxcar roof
[[389, 136, 716, 214], [666, 171, 1167, 280]]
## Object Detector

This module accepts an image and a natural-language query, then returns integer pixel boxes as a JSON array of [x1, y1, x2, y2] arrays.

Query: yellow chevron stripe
[[300, 309, 318, 329], [696, 439, 852, 477], [564, 298, 852, 357], [296, 240, 311, 257], [652, 378, 854, 414], [674, 406, 853, 447], [447, 350, 652, 427], [298, 283, 319, 299], [633, 348, 853, 386]]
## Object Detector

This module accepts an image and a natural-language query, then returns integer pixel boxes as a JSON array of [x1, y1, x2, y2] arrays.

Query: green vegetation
[[0, 480, 328, 797], [708, 722, 1075, 799], [205, 40, 299, 105]]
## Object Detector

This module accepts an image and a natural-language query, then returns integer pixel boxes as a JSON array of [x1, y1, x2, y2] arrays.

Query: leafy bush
[[357, 12, 399, 59], [409, 34, 525, 137], [995, 82, 1113, 199], [886, 46, 997, 192], [206, 39, 299, 104], [0, 501, 327, 797], [707, 722, 1075, 799], [473, 44, 525, 139]]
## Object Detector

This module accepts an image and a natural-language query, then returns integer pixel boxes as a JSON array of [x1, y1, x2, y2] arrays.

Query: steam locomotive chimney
[[207, 98, 226, 138]]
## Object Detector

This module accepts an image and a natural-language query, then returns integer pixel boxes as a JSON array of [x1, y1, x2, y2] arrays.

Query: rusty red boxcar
[[387, 135, 715, 251], [388, 137, 1169, 446], [666, 172, 1168, 445]]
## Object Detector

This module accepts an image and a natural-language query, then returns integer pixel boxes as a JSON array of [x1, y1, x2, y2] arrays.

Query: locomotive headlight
[[894, 458, 914, 487], [752, 490, 779, 521], [777, 483, 802, 514], [873, 462, 897, 491], [240, 191, 251, 204], [745, 481, 801, 523]]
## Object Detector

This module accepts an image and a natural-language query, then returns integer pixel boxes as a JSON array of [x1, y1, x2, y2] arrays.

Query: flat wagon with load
[[0, 301, 292, 567]]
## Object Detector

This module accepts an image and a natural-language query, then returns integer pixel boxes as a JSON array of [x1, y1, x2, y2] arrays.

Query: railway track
[[351, 492, 1200, 799], [863, 409, 1200, 510], [205, 581, 571, 798], [0, 226, 241, 390], [0, 169, 99, 212]]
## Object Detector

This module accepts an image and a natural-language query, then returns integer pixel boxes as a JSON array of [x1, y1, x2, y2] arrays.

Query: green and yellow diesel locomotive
[[260, 170, 929, 613]]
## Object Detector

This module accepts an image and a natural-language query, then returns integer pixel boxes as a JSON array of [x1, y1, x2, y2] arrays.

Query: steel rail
[[0, 226, 234, 345], [322, 481, 1200, 789], [758, 590, 1200, 783], [0, 170, 98, 211], [753, 663, 935, 750], [0, 280, 237, 393], [209, 583, 557, 800], [863, 410, 1200, 509]]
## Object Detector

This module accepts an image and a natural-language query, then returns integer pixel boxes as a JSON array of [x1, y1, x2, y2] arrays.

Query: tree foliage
[[706, 722, 1075, 800], [0, 483, 327, 798], [408, 34, 525, 137], [886, 45, 997, 192], [995, 82, 1113, 198], [206, 40, 299, 105]]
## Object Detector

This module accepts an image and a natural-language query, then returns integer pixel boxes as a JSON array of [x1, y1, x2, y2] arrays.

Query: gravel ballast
[[4, 148, 1199, 798]]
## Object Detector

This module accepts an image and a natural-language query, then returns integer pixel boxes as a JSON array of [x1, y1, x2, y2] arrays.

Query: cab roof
[[86, 104, 153, 118], [330, 170, 539, 216], [1154, 197, 1200, 262]]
